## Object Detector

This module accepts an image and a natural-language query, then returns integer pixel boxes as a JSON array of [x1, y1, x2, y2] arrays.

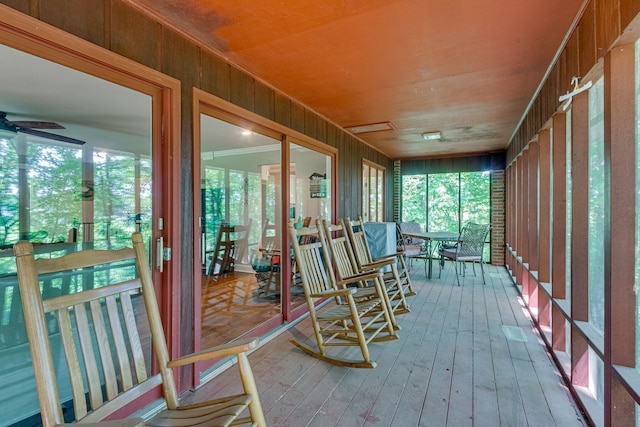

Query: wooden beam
[[605, 43, 636, 427]]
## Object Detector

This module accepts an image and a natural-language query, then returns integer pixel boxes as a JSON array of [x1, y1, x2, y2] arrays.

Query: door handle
[[156, 236, 164, 272], [201, 232, 206, 265]]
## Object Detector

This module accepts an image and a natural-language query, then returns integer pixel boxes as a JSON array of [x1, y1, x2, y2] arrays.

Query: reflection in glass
[[0, 45, 152, 425], [362, 161, 384, 222], [588, 347, 604, 405], [290, 142, 332, 226], [200, 115, 284, 349], [289, 142, 333, 312]]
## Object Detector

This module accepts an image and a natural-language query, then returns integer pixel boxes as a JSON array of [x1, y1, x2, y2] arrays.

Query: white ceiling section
[[0, 43, 152, 155]]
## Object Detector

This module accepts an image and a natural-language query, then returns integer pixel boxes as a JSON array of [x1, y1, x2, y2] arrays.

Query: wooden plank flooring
[[182, 261, 588, 426]]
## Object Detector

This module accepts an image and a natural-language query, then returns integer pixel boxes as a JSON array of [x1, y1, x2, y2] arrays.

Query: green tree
[[93, 152, 152, 248], [461, 171, 490, 226], [401, 175, 426, 228], [28, 143, 82, 242], [0, 139, 18, 246], [402, 171, 491, 262], [428, 173, 459, 232]]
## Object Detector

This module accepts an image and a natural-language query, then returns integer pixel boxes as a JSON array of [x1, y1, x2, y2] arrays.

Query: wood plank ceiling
[[127, 0, 587, 160]]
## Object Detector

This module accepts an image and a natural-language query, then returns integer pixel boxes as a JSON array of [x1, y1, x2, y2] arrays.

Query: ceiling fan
[[0, 111, 86, 145]]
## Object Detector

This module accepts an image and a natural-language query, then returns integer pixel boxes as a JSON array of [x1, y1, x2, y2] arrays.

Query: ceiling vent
[[345, 121, 395, 134]]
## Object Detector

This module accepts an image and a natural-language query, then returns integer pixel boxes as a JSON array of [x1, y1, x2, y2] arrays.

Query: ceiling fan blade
[[13, 121, 65, 130], [20, 128, 86, 145]]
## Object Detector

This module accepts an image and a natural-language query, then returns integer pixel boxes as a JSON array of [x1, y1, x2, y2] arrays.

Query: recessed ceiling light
[[345, 121, 395, 134], [241, 130, 252, 135], [421, 131, 442, 141]]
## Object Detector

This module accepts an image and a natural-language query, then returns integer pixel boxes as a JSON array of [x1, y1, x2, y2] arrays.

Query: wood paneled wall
[[506, 0, 640, 163], [0, 0, 395, 389], [400, 152, 506, 175], [0, 0, 395, 217]]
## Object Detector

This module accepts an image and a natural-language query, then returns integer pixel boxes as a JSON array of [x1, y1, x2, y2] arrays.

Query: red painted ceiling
[[128, 0, 586, 159]]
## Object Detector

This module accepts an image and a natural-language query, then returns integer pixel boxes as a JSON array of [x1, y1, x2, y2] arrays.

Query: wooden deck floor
[[182, 262, 588, 427]]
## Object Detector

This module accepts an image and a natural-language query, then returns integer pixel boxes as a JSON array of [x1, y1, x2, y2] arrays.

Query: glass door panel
[[362, 163, 370, 221], [200, 114, 282, 349], [362, 160, 384, 222], [289, 142, 333, 311], [0, 43, 153, 425]]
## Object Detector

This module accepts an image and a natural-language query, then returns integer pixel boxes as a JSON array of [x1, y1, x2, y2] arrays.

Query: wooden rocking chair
[[288, 222, 397, 368], [14, 232, 265, 427], [320, 219, 409, 323], [208, 222, 251, 280], [251, 219, 284, 297], [344, 216, 416, 298]]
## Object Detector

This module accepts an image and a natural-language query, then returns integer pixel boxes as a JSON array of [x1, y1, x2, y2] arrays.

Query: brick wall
[[491, 170, 505, 265], [393, 160, 402, 222]]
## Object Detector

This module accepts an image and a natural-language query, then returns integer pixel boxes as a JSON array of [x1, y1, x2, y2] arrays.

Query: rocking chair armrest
[[310, 287, 357, 299], [336, 270, 381, 287], [259, 247, 281, 254], [360, 257, 395, 270], [371, 252, 404, 262], [167, 337, 259, 368]]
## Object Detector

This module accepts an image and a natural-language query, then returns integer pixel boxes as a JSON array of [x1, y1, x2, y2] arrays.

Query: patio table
[[401, 231, 459, 279]]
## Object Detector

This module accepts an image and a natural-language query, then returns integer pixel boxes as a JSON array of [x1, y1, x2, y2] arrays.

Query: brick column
[[491, 170, 505, 265], [393, 160, 401, 222]]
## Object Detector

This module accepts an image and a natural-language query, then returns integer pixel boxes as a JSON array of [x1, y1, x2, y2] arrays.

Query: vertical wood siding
[[507, 0, 640, 162]]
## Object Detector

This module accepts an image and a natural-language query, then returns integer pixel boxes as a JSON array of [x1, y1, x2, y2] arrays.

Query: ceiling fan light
[[421, 131, 442, 141], [0, 128, 17, 141]]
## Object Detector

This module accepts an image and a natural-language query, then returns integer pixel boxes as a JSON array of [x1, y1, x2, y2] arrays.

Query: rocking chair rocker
[[288, 222, 397, 368]]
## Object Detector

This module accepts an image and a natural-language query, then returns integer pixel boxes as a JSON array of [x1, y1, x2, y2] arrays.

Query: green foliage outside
[[0, 139, 151, 275], [402, 171, 491, 233], [428, 173, 460, 232], [401, 171, 491, 261], [401, 175, 426, 227], [588, 78, 605, 340], [0, 139, 18, 248]]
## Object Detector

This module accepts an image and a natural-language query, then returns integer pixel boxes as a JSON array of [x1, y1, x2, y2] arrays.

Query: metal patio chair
[[439, 222, 491, 286]]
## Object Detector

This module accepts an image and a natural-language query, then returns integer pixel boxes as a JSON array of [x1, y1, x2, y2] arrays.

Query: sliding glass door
[[0, 41, 167, 425], [193, 92, 337, 379], [198, 112, 284, 351]]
